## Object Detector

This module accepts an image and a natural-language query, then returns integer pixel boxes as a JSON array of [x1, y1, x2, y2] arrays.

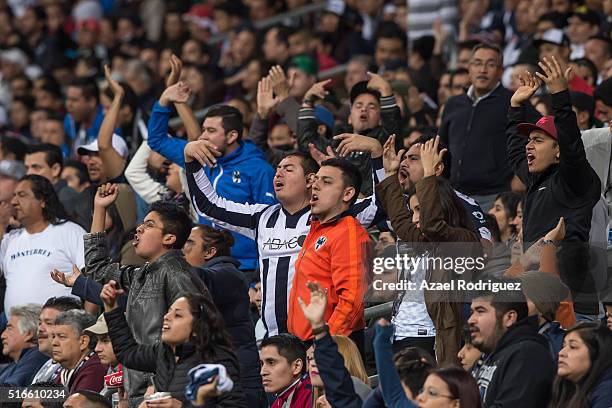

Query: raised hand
[[334, 133, 383, 158], [308, 143, 336, 166], [367, 71, 392, 96], [94, 183, 119, 209], [511, 70, 540, 107], [184, 140, 222, 167], [160, 81, 191, 106], [304, 79, 332, 103], [298, 281, 328, 330], [50, 265, 81, 288], [268, 65, 290, 101], [195, 377, 221, 406], [166, 54, 183, 87], [104, 65, 124, 99], [382, 135, 404, 176], [420, 136, 447, 177], [535, 56, 571, 94], [543, 217, 565, 243], [100, 280, 124, 312], [257, 77, 280, 118]]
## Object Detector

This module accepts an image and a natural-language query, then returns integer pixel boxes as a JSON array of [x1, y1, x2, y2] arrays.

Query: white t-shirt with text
[[1, 221, 86, 315]]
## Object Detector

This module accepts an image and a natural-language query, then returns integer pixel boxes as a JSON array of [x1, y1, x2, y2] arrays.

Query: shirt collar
[[467, 82, 501, 104]]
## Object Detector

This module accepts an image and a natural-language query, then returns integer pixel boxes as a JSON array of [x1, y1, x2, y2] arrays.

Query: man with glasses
[[440, 43, 537, 212], [82, 182, 208, 407]]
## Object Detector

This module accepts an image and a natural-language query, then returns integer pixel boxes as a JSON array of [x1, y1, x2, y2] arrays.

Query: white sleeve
[[125, 141, 169, 204]]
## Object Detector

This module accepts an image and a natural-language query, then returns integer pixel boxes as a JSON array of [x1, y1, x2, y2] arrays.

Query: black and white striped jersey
[[185, 159, 386, 336]]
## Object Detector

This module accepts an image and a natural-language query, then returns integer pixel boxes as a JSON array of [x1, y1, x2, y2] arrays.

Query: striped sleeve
[[351, 156, 386, 227], [185, 161, 269, 239]]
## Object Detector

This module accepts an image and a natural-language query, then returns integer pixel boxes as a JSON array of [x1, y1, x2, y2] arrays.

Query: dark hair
[[28, 382, 67, 408], [269, 25, 291, 46], [149, 201, 192, 249], [27, 143, 64, 171], [538, 11, 566, 28], [71, 390, 112, 408], [68, 77, 100, 103], [284, 151, 320, 176], [12, 95, 35, 111], [103, 80, 139, 116], [204, 105, 244, 141], [494, 191, 522, 221], [195, 224, 234, 257], [184, 292, 233, 361], [46, 111, 65, 123], [461, 323, 473, 345], [42, 296, 82, 311], [550, 322, 612, 408], [320, 158, 362, 205], [458, 40, 480, 52], [63, 160, 90, 186], [450, 67, 469, 87], [473, 278, 529, 322], [375, 22, 407, 51], [19, 175, 68, 225], [1, 135, 27, 161], [261, 334, 307, 375], [471, 43, 503, 65], [408, 134, 452, 179], [394, 347, 436, 397], [431, 177, 473, 231], [432, 366, 483, 408], [571, 58, 598, 83], [594, 78, 612, 106], [483, 213, 501, 242]]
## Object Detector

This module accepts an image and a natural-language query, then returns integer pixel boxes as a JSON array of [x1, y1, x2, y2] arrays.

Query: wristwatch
[[540, 239, 555, 246]]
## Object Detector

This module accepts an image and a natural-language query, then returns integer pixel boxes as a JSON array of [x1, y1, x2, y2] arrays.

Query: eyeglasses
[[137, 220, 163, 231], [418, 387, 455, 400], [470, 60, 499, 69]]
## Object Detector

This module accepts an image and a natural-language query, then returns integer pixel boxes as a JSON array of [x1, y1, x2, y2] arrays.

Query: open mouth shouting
[[310, 193, 319, 206], [526, 152, 535, 167], [274, 179, 284, 192]]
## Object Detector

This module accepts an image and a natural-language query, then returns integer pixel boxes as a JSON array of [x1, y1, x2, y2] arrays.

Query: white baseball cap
[[77, 134, 129, 159]]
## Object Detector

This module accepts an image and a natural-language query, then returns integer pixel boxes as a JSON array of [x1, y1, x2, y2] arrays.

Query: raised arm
[[297, 79, 333, 154], [184, 140, 269, 239], [86, 184, 133, 289], [416, 137, 480, 242], [165, 55, 202, 143], [373, 320, 418, 408], [507, 70, 541, 185], [298, 282, 363, 408], [536, 57, 599, 196], [98, 66, 127, 180], [367, 72, 402, 151], [124, 141, 170, 204], [102, 284, 158, 373]]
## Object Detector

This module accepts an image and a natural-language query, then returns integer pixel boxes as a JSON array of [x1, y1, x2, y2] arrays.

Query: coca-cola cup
[[105, 370, 124, 388]]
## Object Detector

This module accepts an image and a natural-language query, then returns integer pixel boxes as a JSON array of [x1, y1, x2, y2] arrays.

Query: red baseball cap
[[517, 115, 558, 140]]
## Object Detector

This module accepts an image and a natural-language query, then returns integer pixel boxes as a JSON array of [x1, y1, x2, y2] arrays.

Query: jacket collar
[[202, 256, 241, 269], [175, 341, 197, 361], [467, 82, 502, 105], [310, 208, 353, 226]]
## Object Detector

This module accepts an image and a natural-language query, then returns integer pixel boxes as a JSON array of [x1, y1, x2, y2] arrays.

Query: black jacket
[[104, 308, 248, 408], [473, 316, 555, 408], [507, 91, 601, 314], [440, 84, 520, 195], [506, 90, 600, 244], [85, 232, 208, 405], [194, 257, 264, 404], [297, 95, 402, 196]]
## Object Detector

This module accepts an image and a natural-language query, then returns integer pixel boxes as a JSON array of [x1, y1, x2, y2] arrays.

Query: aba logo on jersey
[[315, 236, 327, 251], [232, 170, 242, 183]]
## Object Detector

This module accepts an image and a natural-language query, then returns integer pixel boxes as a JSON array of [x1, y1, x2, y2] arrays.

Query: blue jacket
[[0, 347, 49, 386], [147, 102, 277, 270], [373, 323, 417, 408]]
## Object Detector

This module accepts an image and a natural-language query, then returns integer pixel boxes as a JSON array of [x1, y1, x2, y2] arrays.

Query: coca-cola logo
[[105, 371, 124, 388]]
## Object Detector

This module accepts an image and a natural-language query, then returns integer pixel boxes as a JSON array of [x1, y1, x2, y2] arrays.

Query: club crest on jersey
[[315, 236, 327, 251], [232, 170, 242, 183]]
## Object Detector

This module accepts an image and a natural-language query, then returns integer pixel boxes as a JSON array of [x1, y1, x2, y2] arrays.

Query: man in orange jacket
[[288, 158, 372, 345]]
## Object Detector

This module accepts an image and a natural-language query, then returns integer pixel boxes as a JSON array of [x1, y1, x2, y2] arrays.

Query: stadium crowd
[[0, 0, 610, 407]]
